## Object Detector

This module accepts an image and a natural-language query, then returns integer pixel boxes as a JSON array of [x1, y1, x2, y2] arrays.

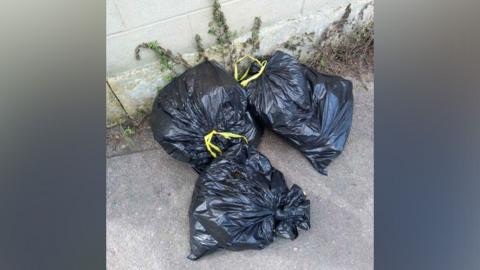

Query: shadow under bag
[[188, 144, 310, 260], [242, 51, 354, 175], [150, 60, 262, 173]]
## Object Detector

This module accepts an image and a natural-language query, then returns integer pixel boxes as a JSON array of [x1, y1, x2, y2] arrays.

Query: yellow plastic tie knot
[[234, 55, 268, 87], [204, 130, 248, 158]]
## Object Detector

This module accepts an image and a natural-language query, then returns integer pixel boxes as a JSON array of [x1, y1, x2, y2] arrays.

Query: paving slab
[[107, 75, 373, 270]]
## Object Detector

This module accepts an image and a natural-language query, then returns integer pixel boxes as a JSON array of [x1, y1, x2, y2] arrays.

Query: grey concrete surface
[[107, 75, 373, 270]]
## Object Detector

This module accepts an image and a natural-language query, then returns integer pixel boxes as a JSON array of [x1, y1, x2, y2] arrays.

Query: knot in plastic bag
[[274, 207, 307, 222], [273, 185, 311, 240]]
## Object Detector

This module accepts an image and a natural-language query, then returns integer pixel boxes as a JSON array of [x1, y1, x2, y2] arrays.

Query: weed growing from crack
[[308, 4, 374, 82], [136, 1, 262, 74], [163, 73, 174, 83], [135, 41, 191, 72], [195, 34, 206, 61], [123, 126, 135, 137], [208, 0, 232, 46], [238, 17, 262, 58], [135, 41, 173, 71], [208, 0, 233, 68], [282, 32, 315, 59], [249, 17, 262, 54], [112, 122, 136, 149]]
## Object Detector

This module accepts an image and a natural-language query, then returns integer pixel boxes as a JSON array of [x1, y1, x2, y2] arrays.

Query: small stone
[[293, 247, 298, 251]]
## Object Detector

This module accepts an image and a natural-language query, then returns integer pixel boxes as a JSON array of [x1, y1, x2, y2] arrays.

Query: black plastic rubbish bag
[[188, 143, 310, 260], [239, 51, 354, 175], [150, 60, 262, 173]]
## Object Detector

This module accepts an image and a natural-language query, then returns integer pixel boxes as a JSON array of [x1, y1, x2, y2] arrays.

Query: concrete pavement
[[107, 75, 373, 270]]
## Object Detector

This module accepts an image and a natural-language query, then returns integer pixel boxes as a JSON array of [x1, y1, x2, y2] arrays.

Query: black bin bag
[[239, 51, 354, 175], [188, 143, 310, 260], [150, 60, 262, 173]]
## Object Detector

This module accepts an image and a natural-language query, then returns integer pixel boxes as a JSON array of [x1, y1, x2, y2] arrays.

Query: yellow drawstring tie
[[204, 130, 248, 158], [234, 55, 267, 87]]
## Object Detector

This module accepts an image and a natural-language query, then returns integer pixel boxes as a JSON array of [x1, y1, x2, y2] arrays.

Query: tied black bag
[[240, 51, 354, 175], [188, 144, 310, 260], [150, 60, 263, 173]]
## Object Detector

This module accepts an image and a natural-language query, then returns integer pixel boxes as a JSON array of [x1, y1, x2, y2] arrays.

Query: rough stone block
[[107, 63, 172, 122], [255, 13, 332, 57], [106, 84, 128, 127]]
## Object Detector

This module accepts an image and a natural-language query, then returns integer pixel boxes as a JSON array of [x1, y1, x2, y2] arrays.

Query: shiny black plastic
[[150, 60, 262, 173], [245, 51, 354, 175], [188, 144, 310, 260]]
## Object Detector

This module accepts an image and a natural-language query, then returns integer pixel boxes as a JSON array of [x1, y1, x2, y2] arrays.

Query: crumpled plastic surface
[[150, 60, 263, 173], [188, 143, 310, 260], [244, 51, 354, 175]]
